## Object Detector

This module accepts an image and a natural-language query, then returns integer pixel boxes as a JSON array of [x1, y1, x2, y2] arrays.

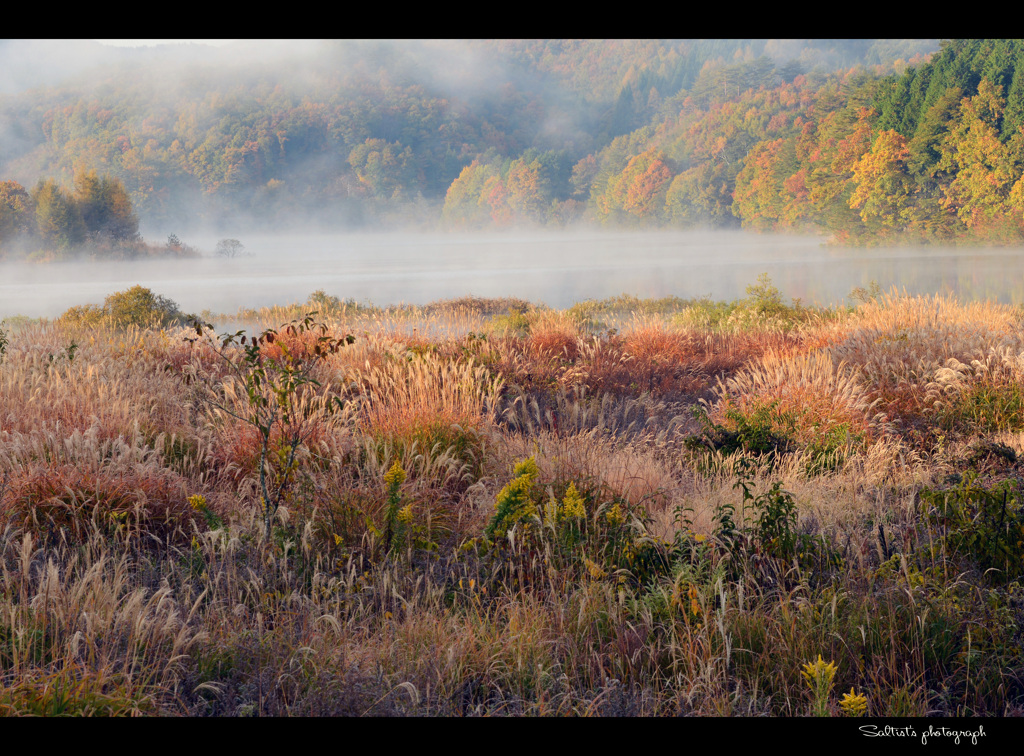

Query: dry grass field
[[2, 280, 1024, 716]]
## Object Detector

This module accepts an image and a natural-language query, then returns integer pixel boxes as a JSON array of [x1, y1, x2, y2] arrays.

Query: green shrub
[[59, 285, 186, 329], [940, 379, 1024, 433], [745, 273, 787, 317], [58, 303, 107, 329], [687, 402, 860, 476], [731, 459, 840, 579], [305, 289, 365, 316], [104, 285, 183, 327], [920, 474, 1024, 587], [670, 298, 738, 330], [686, 401, 795, 459], [676, 459, 840, 585], [488, 309, 532, 336], [803, 422, 861, 476]]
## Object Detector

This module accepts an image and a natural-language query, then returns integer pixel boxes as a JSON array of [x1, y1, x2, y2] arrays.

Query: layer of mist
[[4, 230, 1024, 320]]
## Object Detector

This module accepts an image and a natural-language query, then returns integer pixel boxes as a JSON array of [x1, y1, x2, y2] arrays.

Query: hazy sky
[[94, 40, 236, 47]]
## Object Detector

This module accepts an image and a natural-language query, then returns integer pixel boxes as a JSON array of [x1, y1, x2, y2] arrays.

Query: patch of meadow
[[0, 280, 1022, 715]]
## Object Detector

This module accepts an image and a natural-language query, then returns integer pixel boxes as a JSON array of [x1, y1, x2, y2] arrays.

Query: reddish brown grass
[[3, 462, 195, 541]]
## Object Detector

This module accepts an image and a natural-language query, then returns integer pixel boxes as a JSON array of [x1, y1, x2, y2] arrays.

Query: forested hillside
[[18, 38, 1023, 257]]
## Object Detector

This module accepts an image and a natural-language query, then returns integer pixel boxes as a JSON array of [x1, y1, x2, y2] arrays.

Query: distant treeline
[[444, 40, 1024, 245], [0, 171, 200, 260], [723, 39, 1024, 244], [17, 39, 1016, 244]]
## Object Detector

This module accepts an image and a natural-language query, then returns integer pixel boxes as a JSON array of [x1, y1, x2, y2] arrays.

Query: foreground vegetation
[[2, 280, 1024, 716]]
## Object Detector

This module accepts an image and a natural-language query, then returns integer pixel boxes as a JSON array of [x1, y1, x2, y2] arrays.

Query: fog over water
[[4, 230, 1024, 320]]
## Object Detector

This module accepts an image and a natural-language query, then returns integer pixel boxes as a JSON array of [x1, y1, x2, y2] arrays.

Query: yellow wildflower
[[188, 494, 207, 511], [839, 688, 868, 717], [333, 533, 343, 546], [802, 654, 838, 717], [486, 457, 541, 540], [801, 654, 838, 689], [561, 483, 586, 520], [583, 557, 607, 580], [397, 504, 414, 524], [512, 457, 539, 479], [383, 460, 406, 487], [688, 584, 701, 616], [605, 502, 625, 527]]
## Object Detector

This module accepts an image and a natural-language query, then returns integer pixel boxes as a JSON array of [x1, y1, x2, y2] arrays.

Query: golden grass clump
[[524, 309, 587, 361], [498, 427, 677, 515], [713, 349, 879, 446], [829, 291, 1024, 423], [0, 323, 193, 443], [0, 530, 204, 715], [356, 350, 503, 463]]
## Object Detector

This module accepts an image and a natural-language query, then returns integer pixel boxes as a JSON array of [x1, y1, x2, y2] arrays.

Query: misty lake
[[4, 229, 1024, 320]]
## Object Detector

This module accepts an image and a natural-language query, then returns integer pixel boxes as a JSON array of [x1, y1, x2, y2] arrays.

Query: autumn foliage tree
[[732, 138, 801, 230], [848, 129, 914, 232], [666, 162, 737, 227], [505, 158, 548, 224], [347, 138, 417, 200], [74, 169, 140, 243], [596, 148, 673, 225], [441, 160, 495, 228], [0, 180, 34, 256], [33, 178, 85, 252], [938, 80, 1024, 233]]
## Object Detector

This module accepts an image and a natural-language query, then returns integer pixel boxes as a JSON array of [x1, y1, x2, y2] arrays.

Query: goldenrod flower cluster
[[188, 494, 207, 511], [839, 688, 868, 716], [802, 654, 839, 717], [605, 502, 625, 527], [485, 457, 540, 540], [384, 460, 407, 488], [561, 482, 586, 520], [397, 504, 414, 524], [512, 457, 539, 479], [499, 477, 537, 519], [801, 654, 838, 688], [583, 557, 607, 580]]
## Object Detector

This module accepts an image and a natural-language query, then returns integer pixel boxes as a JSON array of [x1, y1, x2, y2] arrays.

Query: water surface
[[3, 230, 1024, 319]]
